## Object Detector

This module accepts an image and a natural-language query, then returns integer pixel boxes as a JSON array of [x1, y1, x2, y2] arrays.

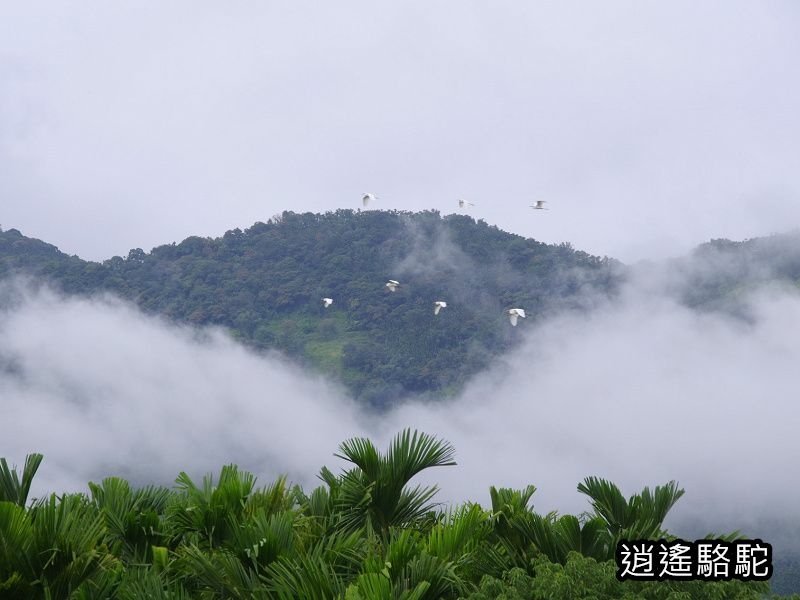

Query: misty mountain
[[0, 210, 620, 405], [3, 215, 800, 406], [675, 233, 800, 310]]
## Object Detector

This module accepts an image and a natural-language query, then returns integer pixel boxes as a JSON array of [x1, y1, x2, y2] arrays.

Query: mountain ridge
[[3, 211, 800, 405], [0, 210, 620, 405]]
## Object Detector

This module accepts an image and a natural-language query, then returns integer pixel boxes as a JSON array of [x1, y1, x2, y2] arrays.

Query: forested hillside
[[0, 211, 619, 405], [4, 215, 799, 404], [663, 232, 800, 311]]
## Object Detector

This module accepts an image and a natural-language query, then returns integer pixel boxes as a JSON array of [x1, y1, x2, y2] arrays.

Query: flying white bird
[[458, 199, 475, 208], [530, 200, 548, 210], [434, 301, 447, 315], [385, 280, 400, 292], [322, 297, 333, 308], [507, 308, 526, 326], [362, 193, 378, 207]]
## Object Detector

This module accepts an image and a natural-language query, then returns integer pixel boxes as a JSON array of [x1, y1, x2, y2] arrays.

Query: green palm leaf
[[0, 453, 43, 507], [329, 430, 457, 536], [577, 476, 685, 553]]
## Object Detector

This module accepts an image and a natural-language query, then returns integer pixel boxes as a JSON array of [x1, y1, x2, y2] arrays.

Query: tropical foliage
[[0, 430, 788, 599]]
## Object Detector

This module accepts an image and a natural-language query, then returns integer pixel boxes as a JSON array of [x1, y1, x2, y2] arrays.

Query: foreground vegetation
[[0, 430, 790, 599]]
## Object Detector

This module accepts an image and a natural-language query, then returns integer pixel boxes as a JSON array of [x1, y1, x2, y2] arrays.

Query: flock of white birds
[[318, 195, 549, 326]]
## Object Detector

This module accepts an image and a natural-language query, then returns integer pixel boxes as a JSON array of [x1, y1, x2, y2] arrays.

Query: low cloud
[[393, 282, 800, 539], [0, 284, 365, 494], [2, 268, 799, 546]]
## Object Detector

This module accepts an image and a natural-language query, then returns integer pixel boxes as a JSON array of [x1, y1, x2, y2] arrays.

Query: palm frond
[[0, 453, 43, 506], [386, 429, 456, 483], [225, 509, 295, 570], [266, 553, 345, 600], [336, 437, 382, 480], [178, 544, 267, 599], [577, 477, 629, 538], [327, 430, 457, 536]]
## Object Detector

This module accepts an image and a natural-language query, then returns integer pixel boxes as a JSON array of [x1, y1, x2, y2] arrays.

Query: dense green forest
[[0, 430, 791, 599], [3, 214, 798, 405], [0, 211, 620, 405]]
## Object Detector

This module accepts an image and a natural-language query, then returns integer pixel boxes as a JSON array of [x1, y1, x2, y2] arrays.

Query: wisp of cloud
[[0, 284, 364, 495], [2, 272, 799, 547]]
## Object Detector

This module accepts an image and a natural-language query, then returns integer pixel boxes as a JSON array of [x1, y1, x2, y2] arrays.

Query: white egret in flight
[[530, 200, 548, 210], [385, 280, 400, 292], [507, 308, 526, 326], [458, 199, 475, 208], [362, 193, 378, 207], [322, 298, 333, 308], [434, 301, 447, 315]]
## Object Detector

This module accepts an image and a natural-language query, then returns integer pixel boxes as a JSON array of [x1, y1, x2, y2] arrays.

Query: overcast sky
[[2, 1, 799, 263]]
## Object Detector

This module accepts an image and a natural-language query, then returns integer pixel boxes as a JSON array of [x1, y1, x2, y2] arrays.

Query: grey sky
[[2, 1, 799, 262]]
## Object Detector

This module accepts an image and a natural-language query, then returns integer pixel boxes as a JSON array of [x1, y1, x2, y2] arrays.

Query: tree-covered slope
[[0, 210, 619, 405], [4, 215, 800, 404], [664, 231, 800, 311]]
